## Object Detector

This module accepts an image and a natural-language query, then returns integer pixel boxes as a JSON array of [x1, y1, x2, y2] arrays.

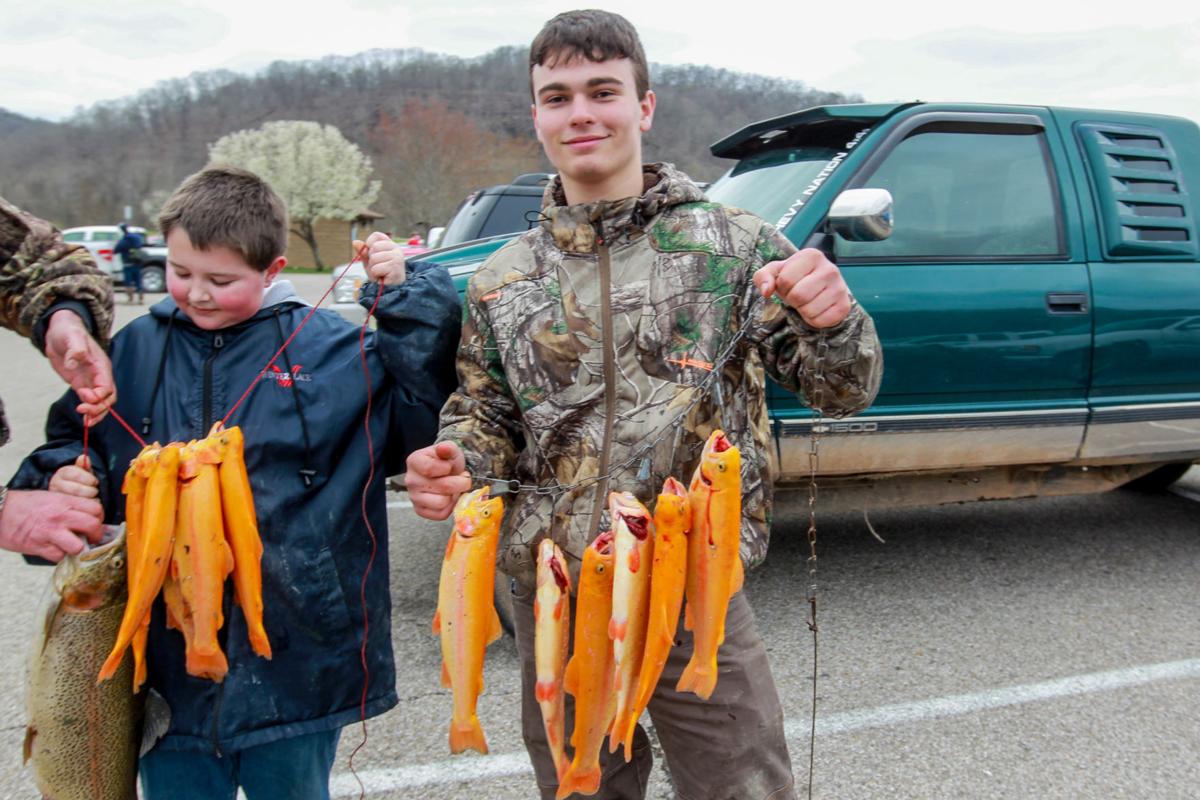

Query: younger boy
[[11, 166, 460, 799], [404, 9, 882, 800]]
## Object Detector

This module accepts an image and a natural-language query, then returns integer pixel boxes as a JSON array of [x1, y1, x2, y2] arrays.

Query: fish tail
[[675, 655, 717, 700], [556, 763, 601, 799], [449, 716, 488, 754]]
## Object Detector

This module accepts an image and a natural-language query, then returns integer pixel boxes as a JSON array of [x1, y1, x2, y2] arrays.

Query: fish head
[[697, 430, 741, 494], [536, 539, 571, 594], [654, 477, 692, 533], [608, 491, 652, 542], [452, 487, 504, 543], [51, 525, 128, 615], [581, 530, 615, 589]]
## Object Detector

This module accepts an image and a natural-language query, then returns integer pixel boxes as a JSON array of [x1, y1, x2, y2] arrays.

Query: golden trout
[[99, 443, 180, 683], [434, 487, 504, 754], [175, 440, 233, 682], [678, 430, 744, 700], [557, 531, 616, 800], [25, 527, 141, 800], [120, 448, 151, 694], [623, 477, 692, 749], [606, 491, 653, 762], [533, 538, 572, 782], [211, 424, 271, 659]]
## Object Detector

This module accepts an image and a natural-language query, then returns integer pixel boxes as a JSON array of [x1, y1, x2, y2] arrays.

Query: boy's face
[[531, 55, 655, 204], [166, 228, 284, 330]]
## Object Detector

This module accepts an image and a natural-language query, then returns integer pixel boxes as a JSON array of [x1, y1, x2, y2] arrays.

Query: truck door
[[1065, 118, 1200, 463], [777, 111, 1092, 477]]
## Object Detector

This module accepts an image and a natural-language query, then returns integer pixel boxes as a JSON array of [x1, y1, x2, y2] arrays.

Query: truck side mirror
[[828, 188, 894, 242]]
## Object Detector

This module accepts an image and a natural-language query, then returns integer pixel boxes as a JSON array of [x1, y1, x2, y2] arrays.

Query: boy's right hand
[[405, 442, 472, 520], [49, 455, 100, 499]]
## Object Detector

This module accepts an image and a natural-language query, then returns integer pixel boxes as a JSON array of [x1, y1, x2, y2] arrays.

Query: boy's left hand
[[753, 248, 854, 329], [355, 231, 407, 286]]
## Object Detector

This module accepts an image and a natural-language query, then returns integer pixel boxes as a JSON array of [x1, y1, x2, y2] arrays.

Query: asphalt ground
[[1, 273, 1197, 799]]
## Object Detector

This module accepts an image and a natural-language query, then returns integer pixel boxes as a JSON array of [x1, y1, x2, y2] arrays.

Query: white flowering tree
[[208, 121, 380, 268]]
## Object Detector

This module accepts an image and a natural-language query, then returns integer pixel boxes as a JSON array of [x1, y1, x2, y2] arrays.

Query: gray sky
[[4, 0, 1198, 125]]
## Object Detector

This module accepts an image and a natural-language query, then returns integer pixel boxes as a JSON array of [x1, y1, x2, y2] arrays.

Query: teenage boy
[[12, 166, 460, 799], [405, 10, 882, 799]]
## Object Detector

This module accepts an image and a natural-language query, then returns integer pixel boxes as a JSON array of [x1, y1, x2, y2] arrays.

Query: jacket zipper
[[203, 330, 225, 755], [202, 333, 224, 433], [589, 223, 617, 536]]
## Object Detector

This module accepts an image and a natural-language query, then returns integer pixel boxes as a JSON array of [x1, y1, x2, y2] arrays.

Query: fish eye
[[597, 564, 606, 573], [717, 462, 727, 472]]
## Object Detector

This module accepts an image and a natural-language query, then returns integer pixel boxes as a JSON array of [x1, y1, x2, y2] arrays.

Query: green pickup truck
[[414, 101, 1200, 511]]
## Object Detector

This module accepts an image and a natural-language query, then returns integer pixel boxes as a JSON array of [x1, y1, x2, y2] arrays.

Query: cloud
[[826, 24, 1200, 123], [3, 0, 229, 56]]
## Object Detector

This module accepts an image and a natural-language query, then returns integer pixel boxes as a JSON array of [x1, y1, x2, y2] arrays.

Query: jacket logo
[[263, 364, 312, 388]]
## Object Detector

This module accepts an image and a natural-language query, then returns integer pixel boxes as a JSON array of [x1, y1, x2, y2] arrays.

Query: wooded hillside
[[0, 46, 859, 236]]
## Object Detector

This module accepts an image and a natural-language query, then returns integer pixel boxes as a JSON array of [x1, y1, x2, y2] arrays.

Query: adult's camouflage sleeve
[[0, 196, 115, 350], [745, 220, 883, 418], [436, 280, 524, 481]]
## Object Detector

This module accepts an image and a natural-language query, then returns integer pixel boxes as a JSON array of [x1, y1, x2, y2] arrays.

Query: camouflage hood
[[440, 163, 882, 587], [538, 163, 707, 253]]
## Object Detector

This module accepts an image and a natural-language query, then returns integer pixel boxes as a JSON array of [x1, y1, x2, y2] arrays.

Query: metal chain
[[805, 331, 828, 800]]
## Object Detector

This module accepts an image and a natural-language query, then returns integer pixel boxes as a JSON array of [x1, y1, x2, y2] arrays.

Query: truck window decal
[[775, 127, 871, 230]]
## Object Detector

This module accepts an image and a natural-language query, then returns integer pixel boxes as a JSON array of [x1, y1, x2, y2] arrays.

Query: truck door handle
[[1045, 292, 1089, 315]]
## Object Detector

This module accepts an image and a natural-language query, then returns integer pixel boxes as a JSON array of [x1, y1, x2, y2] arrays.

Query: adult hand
[[43, 309, 116, 424], [752, 248, 854, 329], [405, 441, 472, 520], [355, 231, 407, 286], [0, 488, 104, 562]]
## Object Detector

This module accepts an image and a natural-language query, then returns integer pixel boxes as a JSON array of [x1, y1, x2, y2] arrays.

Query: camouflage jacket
[[439, 164, 882, 587], [0, 197, 114, 447]]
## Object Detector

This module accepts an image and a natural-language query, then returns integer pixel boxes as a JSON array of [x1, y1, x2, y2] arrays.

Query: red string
[[346, 282, 386, 800], [221, 246, 371, 427], [105, 408, 148, 449]]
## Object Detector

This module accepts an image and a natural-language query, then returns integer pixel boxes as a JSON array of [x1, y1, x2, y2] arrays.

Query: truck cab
[[412, 102, 1200, 509]]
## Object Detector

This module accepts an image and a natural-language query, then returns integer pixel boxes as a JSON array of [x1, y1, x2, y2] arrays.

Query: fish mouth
[[593, 530, 615, 555], [549, 557, 570, 592], [619, 512, 650, 541]]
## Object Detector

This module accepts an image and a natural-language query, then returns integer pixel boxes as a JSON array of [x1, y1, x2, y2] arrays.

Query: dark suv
[[439, 173, 551, 247]]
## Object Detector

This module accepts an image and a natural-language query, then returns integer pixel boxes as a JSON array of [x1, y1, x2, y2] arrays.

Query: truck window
[[478, 193, 542, 239], [840, 128, 1062, 260]]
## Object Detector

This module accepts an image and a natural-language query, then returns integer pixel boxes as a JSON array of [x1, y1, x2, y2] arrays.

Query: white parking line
[[386, 498, 413, 509], [1168, 484, 1200, 503], [328, 657, 1200, 797]]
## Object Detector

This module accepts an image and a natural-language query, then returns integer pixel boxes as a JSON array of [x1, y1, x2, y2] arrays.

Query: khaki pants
[[513, 582, 796, 800]]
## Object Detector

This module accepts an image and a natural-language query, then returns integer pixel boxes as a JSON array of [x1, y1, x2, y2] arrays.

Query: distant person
[[403, 9, 882, 800], [0, 195, 115, 562], [114, 222, 146, 304], [10, 166, 460, 799]]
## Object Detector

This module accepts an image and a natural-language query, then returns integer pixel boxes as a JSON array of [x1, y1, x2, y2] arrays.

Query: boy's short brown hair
[[157, 166, 288, 271], [529, 9, 650, 99]]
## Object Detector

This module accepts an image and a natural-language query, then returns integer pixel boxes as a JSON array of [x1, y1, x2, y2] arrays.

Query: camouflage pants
[[513, 583, 796, 800]]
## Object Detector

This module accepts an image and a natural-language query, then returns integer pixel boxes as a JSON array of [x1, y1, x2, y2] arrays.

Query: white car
[[61, 225, 168, 292]]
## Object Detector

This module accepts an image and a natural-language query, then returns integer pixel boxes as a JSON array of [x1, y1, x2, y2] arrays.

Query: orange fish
[[678, 431, 744, 700], [211, 424, 271, 659], [99, 443, 181, 683], [121, 446, 153, 693], [434, 487, 504, 754], [533, 538, 572, 782], [623, 477, 692, 748], [557, 531, 617, 800], [175, 439, 234, 681], [606, 492, 654, 762]]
